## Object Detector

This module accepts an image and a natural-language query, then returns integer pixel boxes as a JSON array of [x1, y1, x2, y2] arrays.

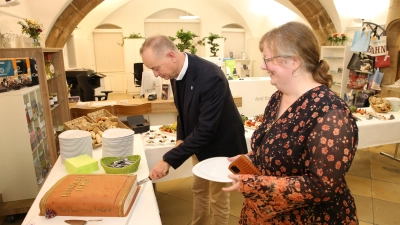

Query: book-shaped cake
[[39, 174, 139, 217]]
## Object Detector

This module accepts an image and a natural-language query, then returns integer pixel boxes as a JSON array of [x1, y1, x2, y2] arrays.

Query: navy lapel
[[183, 56, 196, 116]]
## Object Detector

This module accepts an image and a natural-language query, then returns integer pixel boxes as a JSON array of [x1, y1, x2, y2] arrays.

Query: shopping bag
[[347, 53, 374, 74], [347, 70, 369, 89], [350, 30, 372, 53], [368, 69, 384, 90], [367, 36, 387, 56], [374, 51, 390, 68]]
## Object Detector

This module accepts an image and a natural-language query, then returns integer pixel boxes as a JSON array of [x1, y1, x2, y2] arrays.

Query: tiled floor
[[154, 144, 400, 225]]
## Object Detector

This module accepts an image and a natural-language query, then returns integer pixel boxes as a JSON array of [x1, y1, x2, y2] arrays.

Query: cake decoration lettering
[[75, 178, 91, 192], [61, 176, 83, 197]]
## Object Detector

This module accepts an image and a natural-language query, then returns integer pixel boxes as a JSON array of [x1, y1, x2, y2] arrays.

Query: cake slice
[[39, 174, 139, 217]]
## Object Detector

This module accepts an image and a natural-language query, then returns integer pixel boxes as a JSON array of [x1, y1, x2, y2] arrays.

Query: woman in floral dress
[[223, 22, 359, 224]]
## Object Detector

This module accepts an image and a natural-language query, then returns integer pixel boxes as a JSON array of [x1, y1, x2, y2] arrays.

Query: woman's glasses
[[263, 55, 292, 68]]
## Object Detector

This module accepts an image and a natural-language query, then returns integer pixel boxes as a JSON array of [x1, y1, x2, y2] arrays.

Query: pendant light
[[179, 1, 199, 20]]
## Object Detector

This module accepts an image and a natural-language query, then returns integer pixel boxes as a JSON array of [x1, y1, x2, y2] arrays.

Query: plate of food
[[244, 119, 261, 130], [159, 122, 177, 134]]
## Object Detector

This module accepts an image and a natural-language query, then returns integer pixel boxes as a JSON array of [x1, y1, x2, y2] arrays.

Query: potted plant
[[118, 32, 144, 46], [169, 29, 204, 55], [202, 33, 226, 57]]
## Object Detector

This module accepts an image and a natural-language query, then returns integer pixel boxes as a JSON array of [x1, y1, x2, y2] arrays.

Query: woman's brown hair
[[259, 22, 332, 87]]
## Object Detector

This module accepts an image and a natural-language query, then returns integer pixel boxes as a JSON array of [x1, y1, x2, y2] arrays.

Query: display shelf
[[321, 46, 352, 99], [0, 48, 70, 203], [235, 59, 253, 77]]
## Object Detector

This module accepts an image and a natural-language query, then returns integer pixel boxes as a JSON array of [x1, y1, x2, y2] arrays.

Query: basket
[[64, 116, 105, 148], [64, 116, 96, 130], [108, 116, 131, 130], [87, 109, 114, 122], [100, 155, 141, 174], [369, 96, 392, 113]]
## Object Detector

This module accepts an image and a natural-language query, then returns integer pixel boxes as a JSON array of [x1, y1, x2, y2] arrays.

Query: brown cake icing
[[39, 174, 139, 217]]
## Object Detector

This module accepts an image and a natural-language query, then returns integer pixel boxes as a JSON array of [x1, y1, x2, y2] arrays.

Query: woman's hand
[[222, 174, 240, 192]]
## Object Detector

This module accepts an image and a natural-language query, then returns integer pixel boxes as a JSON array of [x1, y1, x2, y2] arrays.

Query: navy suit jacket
[[163, 54, 247, 169]]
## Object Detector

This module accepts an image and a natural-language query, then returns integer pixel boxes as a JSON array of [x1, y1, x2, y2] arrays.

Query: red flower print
[[325, 214, 330, 221], [288, 113, 293, 118], [299, 135, 305, 142], [314, 198, 321, 202], [318, 117, 324, 123], [269, 139, 274, 144], [284, 143, 289, 148], [287, 149, 292, 155], [320, 137, 327, 144], [343, 156, 348, 163], [288, 192, 304, 202], [293, 125, 299, 132], [312, 112, 318, 118], [322, 125, 330, 131], [328, 139, 334, 147], [333, 128, 340, 135], [323, 106, 329, 112], [305, 160, 310, 166], [335, 161, 341, 169], [292, 168, 298, 173], [344, 148, 349, 155], [317, 168, 323, 176], [338, 119, 343, 126], [322, 147, 328, 154], [322, 176, 328, 183], [327, 155, 334, 161], [275, 160, 281, 165], [282, 133, 288, 138]]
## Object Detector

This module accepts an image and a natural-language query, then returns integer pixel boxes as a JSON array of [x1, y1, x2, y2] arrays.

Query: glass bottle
[[45, 54, 55, 80]]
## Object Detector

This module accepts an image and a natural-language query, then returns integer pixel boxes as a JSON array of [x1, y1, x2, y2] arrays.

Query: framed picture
[[337, 67, 343, 73]]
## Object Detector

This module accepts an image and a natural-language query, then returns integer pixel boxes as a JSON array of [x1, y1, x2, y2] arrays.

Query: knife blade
[[137, 176, 152, 185]]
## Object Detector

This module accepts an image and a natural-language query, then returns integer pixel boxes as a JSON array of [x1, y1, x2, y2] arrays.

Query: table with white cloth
[[145, 109, 400, 182], [243, 109, 400, 161], [22, 134, 162, 225]]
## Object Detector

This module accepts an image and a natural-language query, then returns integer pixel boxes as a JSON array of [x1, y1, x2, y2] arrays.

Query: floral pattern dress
[[240, 85, 359, 224]]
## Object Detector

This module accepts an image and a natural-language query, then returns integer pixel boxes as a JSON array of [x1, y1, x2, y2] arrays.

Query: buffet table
[[22, 135, 162, 225], [145, 109, 400, 182]]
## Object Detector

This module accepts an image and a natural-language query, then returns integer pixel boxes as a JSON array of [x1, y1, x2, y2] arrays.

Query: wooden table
[[69, 96, 242, 114]]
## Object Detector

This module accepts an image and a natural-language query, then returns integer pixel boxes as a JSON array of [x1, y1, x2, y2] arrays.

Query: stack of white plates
[[59, 130, 93, 163], [102, 128, 135, 157]]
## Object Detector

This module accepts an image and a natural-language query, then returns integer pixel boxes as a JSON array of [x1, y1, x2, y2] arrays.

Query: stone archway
[[45, 0, 103, 48], [45, 0, 336, 48]]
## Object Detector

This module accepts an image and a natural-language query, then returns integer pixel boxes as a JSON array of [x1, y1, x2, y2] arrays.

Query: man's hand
[[149, 160, 170, 180]]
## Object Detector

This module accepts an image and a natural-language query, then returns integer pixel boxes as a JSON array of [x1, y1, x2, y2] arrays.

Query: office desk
[[22, 135, 162, 225]]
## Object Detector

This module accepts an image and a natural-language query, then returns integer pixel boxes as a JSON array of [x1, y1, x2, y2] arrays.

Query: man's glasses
[[263, 55, 292, 68]]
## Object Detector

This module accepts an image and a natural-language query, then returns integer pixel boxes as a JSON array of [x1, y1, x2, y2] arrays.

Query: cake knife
[[137, 176, 152, 185]]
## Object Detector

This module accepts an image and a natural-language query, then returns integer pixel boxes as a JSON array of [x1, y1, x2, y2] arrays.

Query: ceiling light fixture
[[179, 2, 199, 20]]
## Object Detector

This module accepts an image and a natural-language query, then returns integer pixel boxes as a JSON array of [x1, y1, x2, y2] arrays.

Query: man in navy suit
[[140, 35, 247, 225]]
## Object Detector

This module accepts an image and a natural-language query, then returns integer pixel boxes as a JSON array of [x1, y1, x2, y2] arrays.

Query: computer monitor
[[140, 71, 162, 97], [201, 57, 222, 67]]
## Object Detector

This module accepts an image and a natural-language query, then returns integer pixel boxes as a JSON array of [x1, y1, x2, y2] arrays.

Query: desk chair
[[77, 74, 113, 101], [113, 103, 151, 128], [70, 105, 114, 120]]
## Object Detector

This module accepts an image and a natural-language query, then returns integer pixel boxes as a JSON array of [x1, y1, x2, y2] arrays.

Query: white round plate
[[59, 130, 91, 139], [192, 157, 233, 183]]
